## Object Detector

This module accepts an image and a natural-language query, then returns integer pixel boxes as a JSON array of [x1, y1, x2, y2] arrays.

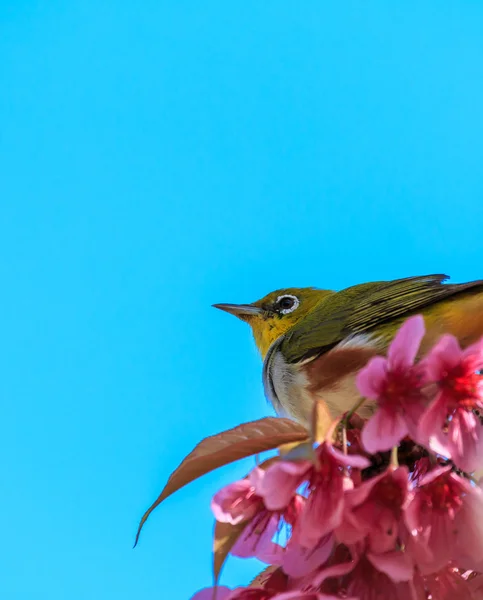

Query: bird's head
[[213, 287, 334, 358]]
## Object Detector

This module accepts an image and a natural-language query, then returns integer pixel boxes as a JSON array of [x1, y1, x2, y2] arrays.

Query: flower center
[[381, 370, 423, 407], [282, 496, 301, 528], [309, 452, 342, 493], [372, 475, 405, 511], [441, 362, 482, 409], [420, 473, 464, 514]]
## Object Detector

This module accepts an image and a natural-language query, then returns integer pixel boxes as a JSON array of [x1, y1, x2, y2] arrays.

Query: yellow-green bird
[[213, 274, 483, 426]]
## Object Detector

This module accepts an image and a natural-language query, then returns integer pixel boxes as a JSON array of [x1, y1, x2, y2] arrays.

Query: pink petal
[[232, 513, 279, 559], [310, 555, 358, 588], [335, 510, 367, 545], [211, 480, 259, 524], [191, 587, 232, 600], [248, 466, 266, 489], [298, 486, 344, 548], [463, 337, 483, 363], [343, 468, 409, 553], [400, 393, 428, 440], [253, 541, 285, 566], [345, 469, 387, 508], [282, 534, 334, 578], [275, 593, 352, 600], [356, 356, 388, 399], [448, 410, 483, 473], [403, 467, 459, 573], [366, 507, 399, 554], [424, 567, 483, 600], [367, 550, 414, 582], [387, 315, 425, 371], [424, 335, 462, 380], [416, 464, 452, 487], [453, 476, 483, 569], [260, 460, 311, 511], [327, 445, 371, 469], [467, 572, 483, 597], [229, 590, 271, 600], [417, 393, 449, 455], [361, 407, 408, 453]]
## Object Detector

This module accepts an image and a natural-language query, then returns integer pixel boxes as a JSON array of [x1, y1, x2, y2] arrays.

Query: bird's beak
[[212, 303, 263, 321]]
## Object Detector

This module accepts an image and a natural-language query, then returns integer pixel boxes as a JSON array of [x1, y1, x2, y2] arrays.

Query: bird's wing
[[280, 274, 483, 363]]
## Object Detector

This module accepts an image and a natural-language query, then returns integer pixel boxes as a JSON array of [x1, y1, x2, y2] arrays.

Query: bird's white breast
[[263, 333, 380, 427]]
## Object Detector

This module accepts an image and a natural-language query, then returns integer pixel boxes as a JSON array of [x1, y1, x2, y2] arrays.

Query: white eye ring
[[276, 294, 300, 315]]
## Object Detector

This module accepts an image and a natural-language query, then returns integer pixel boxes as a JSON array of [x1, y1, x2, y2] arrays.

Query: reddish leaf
[[250, 566, 288, 591], [134, 417, 308, 546], [213, 521, 247, 583], [278, 440, 314, 461]]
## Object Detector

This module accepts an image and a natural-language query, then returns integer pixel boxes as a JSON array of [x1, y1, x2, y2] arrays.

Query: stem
[[342, 425, 348, 456], [343, 396, 366, 425]]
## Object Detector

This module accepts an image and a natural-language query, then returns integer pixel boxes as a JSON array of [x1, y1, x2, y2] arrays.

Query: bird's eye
[[275, 294, 300, 315]]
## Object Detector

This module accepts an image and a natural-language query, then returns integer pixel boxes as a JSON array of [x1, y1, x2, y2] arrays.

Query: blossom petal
[[252, 541, 285, 566], [274, 592, 348, 600], [361, 407, 408, 453], [424, 334, 462, 380], [232, 513, 279, 559], [463, 337, 483, 366], [327, 445, 371, 469], [282, 534, 334, 578], [367, 550, 414, 582], [448, 410, 483, 473], [211, 480, 259, 524], [453, 475, 483, 570], [387, 315, 425, 371], [191, 587, 232, 600], [260, 460, 311, 510], [299, 486, 344, 548], [356, 356, 387, 399], [417, 393, 449, 456], [310, 553, 358, 588]]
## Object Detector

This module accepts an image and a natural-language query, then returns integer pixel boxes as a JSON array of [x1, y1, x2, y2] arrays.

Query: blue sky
[[1, 2, 483, 599]]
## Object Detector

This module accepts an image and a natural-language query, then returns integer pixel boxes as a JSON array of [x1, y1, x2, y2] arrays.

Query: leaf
[[134, 417, 309, 546], [311, 399, 333, 444], [278, 440, 314, 461], [213, 521, 247, 584], [250, 566, 287, 590]]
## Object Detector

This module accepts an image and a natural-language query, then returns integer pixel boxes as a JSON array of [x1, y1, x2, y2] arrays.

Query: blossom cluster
[[193, 316, 483, 600]]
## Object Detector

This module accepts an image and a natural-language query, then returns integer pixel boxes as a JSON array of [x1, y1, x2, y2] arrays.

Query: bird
[[213, 274, 483, 427]]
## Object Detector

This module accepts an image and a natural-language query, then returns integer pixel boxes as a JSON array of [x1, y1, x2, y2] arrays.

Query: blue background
[[1, 2, 483, 598]]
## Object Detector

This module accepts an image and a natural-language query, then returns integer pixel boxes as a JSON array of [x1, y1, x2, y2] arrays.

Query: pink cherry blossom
[[260, 460, 311, 512], [272, 592, 346, 600], [467, 571, 483, 598], [235, 494, 305, 563], [260, 442, 369, 551], [191, 586, 350, 600], [211, 475, 264, 525], [247, 490, 334, 577], [405, 465, 483, 573], [343, 555, 427, 600], [336, 465, 415, 581], [212, 467, 307, 563], [192, 588, 274, 600], [418, 335, 483, 473], [279, 531, 334, 578], [423, 566, 483, 600], [307, 547, 423, 599], [191, 587, 233, 600], [337, 466, 409, 552], [357, 315, 429, 453]]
